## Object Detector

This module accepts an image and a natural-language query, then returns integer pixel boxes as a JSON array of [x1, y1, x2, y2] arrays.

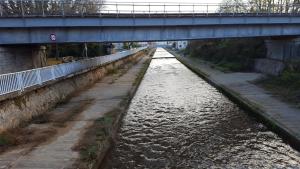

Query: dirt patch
[[254, 71, 300, 108], [50, 100, 93, 127], [133, 56, 152, 86], [0, 99, 92, 155], [0, 125, 57, 154]]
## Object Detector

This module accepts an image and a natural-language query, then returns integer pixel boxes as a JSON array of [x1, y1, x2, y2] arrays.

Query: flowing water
[[104, 48, 300, 169]]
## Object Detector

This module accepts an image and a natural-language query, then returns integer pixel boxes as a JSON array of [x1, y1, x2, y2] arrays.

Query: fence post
[[36, 69, 42, 85], [62, 65, 66, 76], [16, 73, 24, 92], [51, 66, 56, 80]]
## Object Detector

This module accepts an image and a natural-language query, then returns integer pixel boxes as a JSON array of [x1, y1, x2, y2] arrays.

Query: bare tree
[[219, 0, 248, 13], [219, 0, 300, 14], [0, 0, 105, 16]]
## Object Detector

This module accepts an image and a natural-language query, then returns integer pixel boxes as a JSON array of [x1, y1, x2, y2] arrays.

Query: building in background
[[167, 41, 188, 50], [113, 43, 124, 51], [176, 41, 188, 50]]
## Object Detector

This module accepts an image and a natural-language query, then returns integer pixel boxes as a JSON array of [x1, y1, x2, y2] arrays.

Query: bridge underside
[[0, 16, 300, 44], [1, 25, 300, 44]]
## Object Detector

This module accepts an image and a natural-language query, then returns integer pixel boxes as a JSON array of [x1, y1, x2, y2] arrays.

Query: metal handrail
[[1, 1, 300, 17], [0, 46, 147, 96]]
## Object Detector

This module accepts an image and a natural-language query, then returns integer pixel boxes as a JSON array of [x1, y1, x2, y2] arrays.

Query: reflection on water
[[105, 48, 300, 168]]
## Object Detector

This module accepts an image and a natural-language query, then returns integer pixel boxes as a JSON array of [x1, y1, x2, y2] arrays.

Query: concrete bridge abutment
[[255, 38, 300, 75], [0, 45, 47, 74]]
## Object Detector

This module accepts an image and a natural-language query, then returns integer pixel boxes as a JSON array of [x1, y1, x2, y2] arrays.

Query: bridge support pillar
[[255, 38, 300, 75], [32, 46, 47, 68], [265, 39, 295, 61], [0, 45, 47, 74]]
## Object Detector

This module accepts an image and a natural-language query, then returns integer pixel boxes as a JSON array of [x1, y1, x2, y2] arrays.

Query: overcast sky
[[106, 0, 222, 3], [104, 0, 224, 13]]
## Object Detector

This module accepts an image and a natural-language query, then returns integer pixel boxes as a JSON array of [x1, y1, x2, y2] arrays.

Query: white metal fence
[[0, 46, 147, 96]]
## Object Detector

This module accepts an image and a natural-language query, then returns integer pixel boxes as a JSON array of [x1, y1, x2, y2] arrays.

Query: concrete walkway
[[176, 54, 300, 147], [0, 56, 150, 169]]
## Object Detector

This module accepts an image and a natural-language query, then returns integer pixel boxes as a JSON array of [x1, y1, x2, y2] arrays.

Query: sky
[[103, 0, 224, 13], [106, 0, 222, 3]]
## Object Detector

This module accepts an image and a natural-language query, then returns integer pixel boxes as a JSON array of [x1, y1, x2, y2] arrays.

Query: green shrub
[[185, 38, 266, 72], [256, 69, 300, 106], [0, 133, 15, 146]]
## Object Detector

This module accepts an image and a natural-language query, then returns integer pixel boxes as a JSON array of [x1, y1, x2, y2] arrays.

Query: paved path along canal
[[104, 48, 300, 168]]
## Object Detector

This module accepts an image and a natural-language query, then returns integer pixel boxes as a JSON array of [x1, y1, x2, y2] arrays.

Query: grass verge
[[254, 71, 300, 108], [72, 108, 119, 169]]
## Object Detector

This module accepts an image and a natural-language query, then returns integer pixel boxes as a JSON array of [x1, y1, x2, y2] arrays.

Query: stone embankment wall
[[254, 38, 300, 76], [0, 51, 145, 132]]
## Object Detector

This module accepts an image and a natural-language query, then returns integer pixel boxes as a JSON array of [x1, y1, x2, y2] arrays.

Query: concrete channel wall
[[0, 50, 146, 132]]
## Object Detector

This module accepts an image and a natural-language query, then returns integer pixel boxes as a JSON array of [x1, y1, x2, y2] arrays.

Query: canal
[[104, 48, 300, 168]]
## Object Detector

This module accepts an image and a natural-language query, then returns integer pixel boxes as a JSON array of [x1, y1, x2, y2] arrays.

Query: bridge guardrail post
[[0, 3, 3, 17], [148, 3, 150, 17], [233, 4, 236, 16], [206, 4, 209, 16], [133, 3, 135, 18], [42, 0, 45, 17], [179, 4, 181, 17], [61, 0, 65, 17], [164, 4, 166, 17], [116, 3, 119, 17], [20, 0, 25, 17], [80, 0, 84, 17], [192, 4, 195, 17]]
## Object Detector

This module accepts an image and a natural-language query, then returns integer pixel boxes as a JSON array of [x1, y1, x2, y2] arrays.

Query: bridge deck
[[0, 14, 300, 44]]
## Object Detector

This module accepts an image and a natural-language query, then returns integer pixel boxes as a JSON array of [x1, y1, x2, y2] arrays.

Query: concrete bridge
[[1, 2, 300, 74], [1, 2, 300, 44], [0, 15, 300, 44], [1, 14, 300, 74]]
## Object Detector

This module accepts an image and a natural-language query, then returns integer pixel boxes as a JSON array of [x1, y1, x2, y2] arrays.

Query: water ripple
[[106, 48, 300, 169]]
